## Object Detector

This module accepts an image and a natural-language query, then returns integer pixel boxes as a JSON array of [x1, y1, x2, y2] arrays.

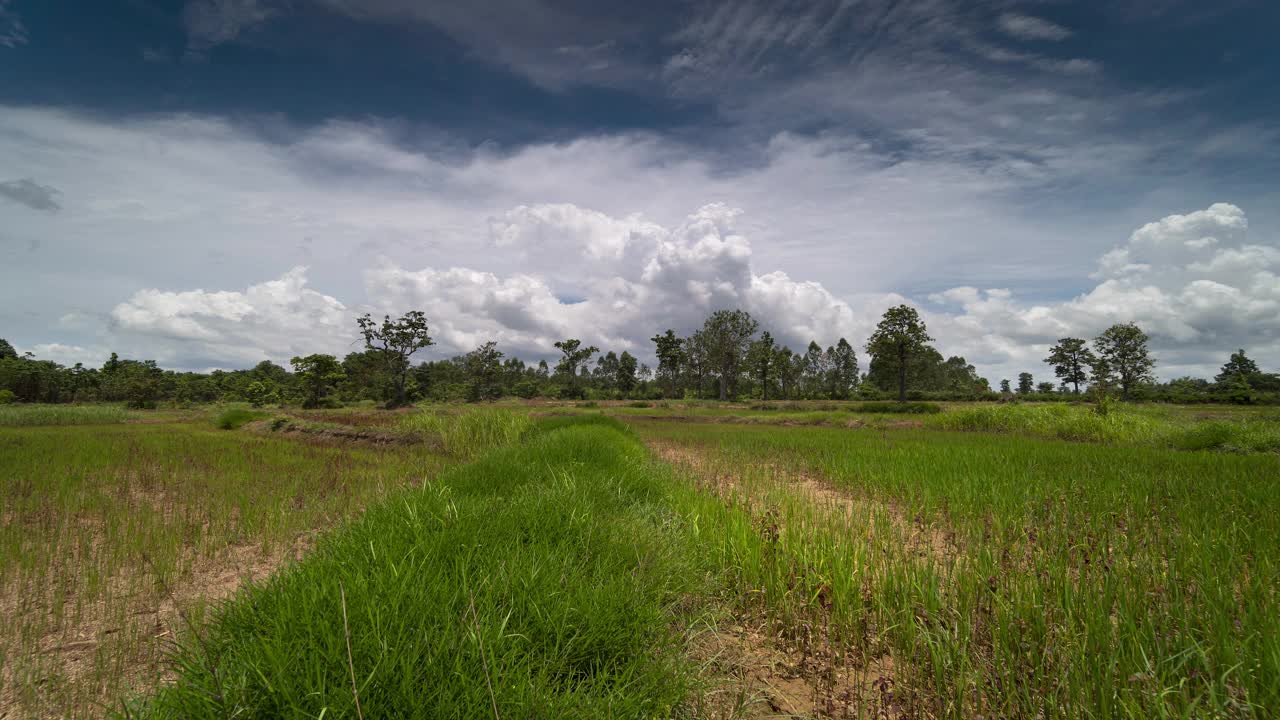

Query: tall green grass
[[0, 404, 128, 426], [212, 407, 268, 430], [639, 421, 1280, 717], [124, 419, 705, 719], [397, 407, 534, 459]]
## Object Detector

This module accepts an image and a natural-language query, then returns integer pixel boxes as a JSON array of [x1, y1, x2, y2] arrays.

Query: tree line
[[2, 305, 1276, 407]]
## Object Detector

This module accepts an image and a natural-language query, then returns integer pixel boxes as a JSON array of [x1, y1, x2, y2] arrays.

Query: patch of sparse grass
[[0, 419, 452, 718], [0, 404, 128, 426]]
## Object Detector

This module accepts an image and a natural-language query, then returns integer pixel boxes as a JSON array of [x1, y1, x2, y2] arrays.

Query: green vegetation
[[125, 419, 703, 719], [213, 406, 269, 430], [397, 407, 535, 459], [636, 420, 1280, 717], [0, 418, 451, 718], [0, 403, 128, 426], [933, 402, 1280, 452]]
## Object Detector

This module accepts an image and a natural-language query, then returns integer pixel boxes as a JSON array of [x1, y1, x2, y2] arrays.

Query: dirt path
[[649, 438, 958, 719]]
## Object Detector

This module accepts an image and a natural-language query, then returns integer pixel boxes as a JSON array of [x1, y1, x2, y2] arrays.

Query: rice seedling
[[636, 420, 1280, 717]]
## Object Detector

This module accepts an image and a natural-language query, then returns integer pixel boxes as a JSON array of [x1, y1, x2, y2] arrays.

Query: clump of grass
[[627, 400, 654, 408], [850, 401, 942, 414], [0, 404, 128, 426], [397, 408, 534, 459], [125, 420, 701, 719], [213, 408, 268, 430]]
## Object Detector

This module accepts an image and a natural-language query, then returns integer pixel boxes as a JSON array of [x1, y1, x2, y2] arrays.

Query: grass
[[0, 404, 128, 426], [932, 402, 1280, 452], [0, 419, 452, 718], [636, 420, 1280, 717], [122, 418, 705, 719], [396, 407, 535, 459]]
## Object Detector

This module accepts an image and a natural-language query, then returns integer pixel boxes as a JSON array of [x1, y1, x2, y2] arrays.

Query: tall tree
[[829, 338, 859, 399], [464, 341, 505, 402], [616, 352, 639, 396], [999, 378, 1011, 394], [290, 354, 345, 408], [801, 342, 828, 399], [701, 310, 759, 401], [1044, 337, 1096, 394], [1017, 372, 1034, 395], [747, 331, 776, 400], [554, 338, 598, 399], [357, 311, 434, 407], [1093, 323, 1155, 401], [865, 305, 933, 402], [651, 330, 685, 399], [0, 338, 15, 360], [775, 346, 797, 400], [1215, 349, 1261, 384]]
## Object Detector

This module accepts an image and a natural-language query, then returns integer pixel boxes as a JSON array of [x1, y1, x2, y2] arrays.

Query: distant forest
[[2, 305, 1277, 407]]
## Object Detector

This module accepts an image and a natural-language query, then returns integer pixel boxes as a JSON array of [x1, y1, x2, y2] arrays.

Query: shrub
[[0, 389, 14, 404], [627, 401, 653, 408], [215, 408, 268, 430]]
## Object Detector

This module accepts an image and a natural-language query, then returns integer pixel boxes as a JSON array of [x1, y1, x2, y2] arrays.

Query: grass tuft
[[396, 407, 534, 459], [213, 407, 268, 430]]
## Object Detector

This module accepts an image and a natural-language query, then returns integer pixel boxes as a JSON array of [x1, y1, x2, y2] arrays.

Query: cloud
[[183, 0, 278, 50], [109, 267, 351, 367], [369, 202, 875, 359], [0, 0, 25, 48], [0, 178, 61, 212], [997, 13, 1072, 41], [928, 203, 1280, 379]]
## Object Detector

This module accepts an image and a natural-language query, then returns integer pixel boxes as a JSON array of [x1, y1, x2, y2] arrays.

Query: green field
[[1, 402, 1277, 718]]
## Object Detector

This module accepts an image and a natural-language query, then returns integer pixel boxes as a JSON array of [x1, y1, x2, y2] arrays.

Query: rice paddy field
[[1, 401, 1277, 718]]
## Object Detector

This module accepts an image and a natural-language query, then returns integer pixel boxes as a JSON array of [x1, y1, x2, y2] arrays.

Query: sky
[[2, 0, 1279, 383]]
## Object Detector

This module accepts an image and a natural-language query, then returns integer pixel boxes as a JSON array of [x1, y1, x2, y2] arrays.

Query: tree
[[357, 311, 434, 407], [1017, 372, 1034, 395], [244, 379, 279, 408], [775, 346, 797, 400], [1093, 323, 1155, 401], [1036, 381, 1056, 394], [701, 310, 759, 401], [1044, 337, 1096, 394], [999, 378, 1011, 394], [554, 339, 598, 399], [1215, 349, 1261, 385], [651, 330, 685, 399], [463, 341, 504, 402], [829, 338, 859, 399], [290, 354, 345, 408], [0, 338, 15, 360], [801, 342, 828, 399], [747, 331, 776, 400], [616, 352, 639, 396], [865, 305, 933, 402]]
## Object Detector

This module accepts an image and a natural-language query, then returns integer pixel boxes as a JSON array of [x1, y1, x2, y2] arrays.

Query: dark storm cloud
[[0, 178, 61, 212]]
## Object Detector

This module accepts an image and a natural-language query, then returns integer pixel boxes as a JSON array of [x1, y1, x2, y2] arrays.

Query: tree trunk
[[719, 374, 727, 401]]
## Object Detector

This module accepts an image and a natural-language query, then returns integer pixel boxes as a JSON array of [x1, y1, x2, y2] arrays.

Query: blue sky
[[2, 0, 1278, 381]]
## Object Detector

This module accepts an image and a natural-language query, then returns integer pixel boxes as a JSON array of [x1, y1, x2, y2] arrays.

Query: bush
[[627, 401, 653, 408], [0, 389, 14, 405], [215, 407, 268, 430]]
